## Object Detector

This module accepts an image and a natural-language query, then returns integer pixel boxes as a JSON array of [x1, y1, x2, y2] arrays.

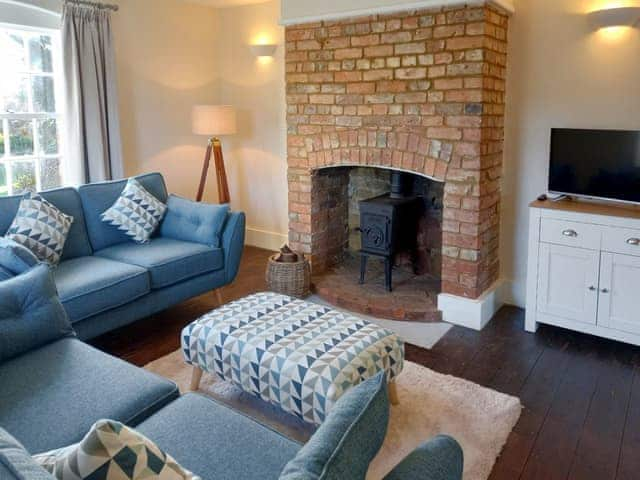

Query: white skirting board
[[438, 280, 505, 331], [246, 227, 288, 252]]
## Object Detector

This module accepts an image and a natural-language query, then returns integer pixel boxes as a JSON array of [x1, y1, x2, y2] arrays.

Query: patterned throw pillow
[[101, 178, 167, 243], [33, 419, 201, 480], [6, 193, 74, 265]]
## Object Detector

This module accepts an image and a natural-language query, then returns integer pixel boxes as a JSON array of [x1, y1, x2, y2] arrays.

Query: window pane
[[0, 164, 7, 197], [32, 76, 56, 113], [9, 120, 34, 156], [40, 157, 61, 190], [1, 32, 25, 69], [37, 118, 58, 155], [29, 35, 53, 72], [2, 75, 29, 113], [12, 161, 36, 195], [0, 128, 4, 155]]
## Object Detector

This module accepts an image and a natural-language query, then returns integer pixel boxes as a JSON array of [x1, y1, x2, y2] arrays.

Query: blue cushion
[[279, 372, 389, 480], [78, 173, 168, 251], [0, 264, 74, 362], [383, 435, 463, 480], [136, 393, 302, 480], [95, 237, 223, 289], [0, 428, 54, 479], [53, 256, 150, 323], [0, 338, 179, 453], [0, 266, 13, 281], [0, 237, 39, 274], [0, 188, 92, 261], [160, 195, 229, 248]]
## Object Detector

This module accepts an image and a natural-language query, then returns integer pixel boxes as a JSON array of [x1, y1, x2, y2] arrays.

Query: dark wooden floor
[[92, 246, 640, 480]]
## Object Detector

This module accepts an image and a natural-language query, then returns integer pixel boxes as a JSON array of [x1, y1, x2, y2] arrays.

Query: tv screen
[[549, 128, 640, 204]]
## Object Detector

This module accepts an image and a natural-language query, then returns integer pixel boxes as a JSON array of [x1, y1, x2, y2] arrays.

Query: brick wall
[[286, 3, 509, 299]]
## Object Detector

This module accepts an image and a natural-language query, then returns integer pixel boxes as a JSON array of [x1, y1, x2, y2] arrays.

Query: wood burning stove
[[358, 171, 422, 291]]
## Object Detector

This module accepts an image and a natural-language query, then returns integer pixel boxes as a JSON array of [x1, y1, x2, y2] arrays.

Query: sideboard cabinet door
[[597, 253, 640, 334], [537, 243, 600, 324]]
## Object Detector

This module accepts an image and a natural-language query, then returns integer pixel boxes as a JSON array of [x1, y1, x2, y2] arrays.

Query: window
[[0, 25, 63, 197]]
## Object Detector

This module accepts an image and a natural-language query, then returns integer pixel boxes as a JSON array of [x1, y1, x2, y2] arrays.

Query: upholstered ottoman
[[182, 292, 404, 425]]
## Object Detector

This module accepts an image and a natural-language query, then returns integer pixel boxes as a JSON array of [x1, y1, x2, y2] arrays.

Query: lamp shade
[[192, 105, 237, 136]]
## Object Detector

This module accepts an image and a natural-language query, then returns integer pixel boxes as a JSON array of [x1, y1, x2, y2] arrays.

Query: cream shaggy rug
[[146, 351, 521, 480]]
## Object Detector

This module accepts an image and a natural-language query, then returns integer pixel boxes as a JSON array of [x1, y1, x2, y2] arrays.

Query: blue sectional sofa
[[0, 266, 464, 480], [0, 172, 246, 340]]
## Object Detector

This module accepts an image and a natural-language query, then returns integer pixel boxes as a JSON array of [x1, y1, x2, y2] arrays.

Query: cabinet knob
[[588, 286, 597, 291], [562, 229, 578, 237], [626, 238, 640, 246], [601, 288, 610, 294]]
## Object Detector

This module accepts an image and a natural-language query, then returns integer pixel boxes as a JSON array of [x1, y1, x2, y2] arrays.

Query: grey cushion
[[160, 194, 229, 247], [0, 338, 179, 453], [53, 256, 150, 322], [136, 393, 302, 480], [0, 428, 54, 479], [0, 237, 39, 274], [0, 265, 74, 362], [95, 237, 223, 289], [279, 372, 389, 480], [383, 435, 464, 480]]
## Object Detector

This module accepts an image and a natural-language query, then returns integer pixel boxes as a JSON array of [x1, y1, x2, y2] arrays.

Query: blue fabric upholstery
[[0, 428, 54, 479], [74, 269, 226, 340], [0, 187, 92, 261], [53, 256, 150, 323], [78, 173, 168, 251], [95, 237, 223, 289], [0, 237, 40, 275], [383, 436, 463, 480], [222, 211, 246, 284], [280, 372, 389, 480], [0, 338, 179, 453], [136, 393, 302, 480], [0, 265, 74, 362], [0, 266, 13, 281], [160, 195, 229, 248]]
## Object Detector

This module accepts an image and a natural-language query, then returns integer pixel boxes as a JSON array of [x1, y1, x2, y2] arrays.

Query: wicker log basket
[[266, 245, 311, 298]]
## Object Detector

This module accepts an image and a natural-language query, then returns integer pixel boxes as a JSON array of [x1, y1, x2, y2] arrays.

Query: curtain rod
[[64, 0, 119, 11]]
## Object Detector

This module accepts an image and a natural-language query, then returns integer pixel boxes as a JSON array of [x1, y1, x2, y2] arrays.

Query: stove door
[[360, 212, 391, 254]]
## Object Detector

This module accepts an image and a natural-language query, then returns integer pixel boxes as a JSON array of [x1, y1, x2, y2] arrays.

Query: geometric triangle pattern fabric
[[33, 419, 201, 480], [182, 292, 404, 425], [101, 178, 167, 244], [6, 192, 74, 265]]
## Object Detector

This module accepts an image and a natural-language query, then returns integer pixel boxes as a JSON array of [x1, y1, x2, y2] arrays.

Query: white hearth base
[[438, 280, 504, 331]]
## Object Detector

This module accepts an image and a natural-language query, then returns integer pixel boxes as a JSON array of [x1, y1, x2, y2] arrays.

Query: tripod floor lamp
[[192, 105, 237, 203]]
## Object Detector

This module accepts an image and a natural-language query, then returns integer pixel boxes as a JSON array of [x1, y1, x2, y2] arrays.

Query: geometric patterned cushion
[[181, 292, 404, 425], [101, 178, 167, 244], [6, 193, 74, 265], [32, 419, 201, 480]]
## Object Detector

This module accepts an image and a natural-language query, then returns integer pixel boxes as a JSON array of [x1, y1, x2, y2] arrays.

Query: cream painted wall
[[214, 0, 288, 249], [502, 0, 640, 306], [111, 0, 220, 201]]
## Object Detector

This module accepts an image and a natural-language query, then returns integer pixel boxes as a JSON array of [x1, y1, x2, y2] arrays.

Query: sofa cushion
[[0, 264, 74, 363], [0, 237, 40, 274], [279, 372, 389, 480], [101, 178, 168, 244], [0, 428, 54, 479], [160, 195, 229, 248], [0, 266, 13, 281], [0, 187, 92, 261], [136, 393, 301, 480], [96, 238, 223, 289], [53, 256, 150, 323], [78, 173, 169, 251], [0, 338, 179, 453]]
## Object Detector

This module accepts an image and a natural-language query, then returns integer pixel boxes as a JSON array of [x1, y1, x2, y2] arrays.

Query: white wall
[[215, 0, 288, 249], [502, 0, 640, 306]]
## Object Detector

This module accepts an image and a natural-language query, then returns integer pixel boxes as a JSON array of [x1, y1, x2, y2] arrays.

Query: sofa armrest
[[222, 212, 246, 284], [383, 435, 463, 480]]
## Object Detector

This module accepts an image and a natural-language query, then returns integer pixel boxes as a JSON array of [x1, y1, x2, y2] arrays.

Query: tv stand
[[526, 197, 640, 346]]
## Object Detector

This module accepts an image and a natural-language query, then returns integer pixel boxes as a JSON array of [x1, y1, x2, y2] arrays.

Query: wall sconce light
[[250, 44, 278, 58], [588, 6, 640, 29]]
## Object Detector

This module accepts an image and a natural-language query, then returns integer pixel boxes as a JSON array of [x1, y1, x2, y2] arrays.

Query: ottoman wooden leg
[[214, 289, 224, 306], [190, 366, 204, 391], [388, 380, 400, 405]]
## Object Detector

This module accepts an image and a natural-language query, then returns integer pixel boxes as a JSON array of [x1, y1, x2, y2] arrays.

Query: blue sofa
[[0, 266, 464, 480], [0, 172, 246, 340]]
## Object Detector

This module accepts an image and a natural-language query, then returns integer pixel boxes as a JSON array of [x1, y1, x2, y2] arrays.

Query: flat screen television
[[549, 128, 640, 204]]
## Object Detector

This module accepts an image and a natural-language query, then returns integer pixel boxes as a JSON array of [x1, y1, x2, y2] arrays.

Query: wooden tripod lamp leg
[[196, 140, 213, 202], [212, 138, 230, 204]]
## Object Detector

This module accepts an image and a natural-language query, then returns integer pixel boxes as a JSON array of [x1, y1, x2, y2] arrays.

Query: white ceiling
[[184, 0, 270, 7]]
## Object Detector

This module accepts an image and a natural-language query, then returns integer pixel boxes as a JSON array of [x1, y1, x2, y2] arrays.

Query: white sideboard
[[526, 198, 640, 346]]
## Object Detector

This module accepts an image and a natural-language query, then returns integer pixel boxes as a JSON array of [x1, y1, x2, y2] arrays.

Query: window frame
[[0, 22, 65, 196]]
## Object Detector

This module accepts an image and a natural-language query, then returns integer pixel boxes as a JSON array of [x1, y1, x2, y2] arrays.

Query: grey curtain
[[62, 3, 123, 183]]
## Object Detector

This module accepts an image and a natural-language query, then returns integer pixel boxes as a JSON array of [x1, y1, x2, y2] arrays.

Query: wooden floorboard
[[91, 246, 640, 480]]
